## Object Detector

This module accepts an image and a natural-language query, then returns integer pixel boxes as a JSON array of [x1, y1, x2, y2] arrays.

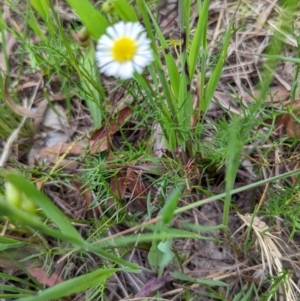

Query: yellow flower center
[[112, 37, 137, 62]]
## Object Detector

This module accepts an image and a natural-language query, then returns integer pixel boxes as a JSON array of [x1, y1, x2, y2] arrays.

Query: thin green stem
[[174, 168, 300, 215]]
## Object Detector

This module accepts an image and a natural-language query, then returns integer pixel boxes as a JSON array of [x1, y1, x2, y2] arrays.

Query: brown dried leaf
[[274, 100, 300, 137], [136, 276, 173, 298], [243, 87, 290, 104], [37, 139, 108, 156], [37, 152, 79, 169], [37, 106, 133, 160], [73, 181, 92, 207], [36, 180, 44, 191], [110, 171, 127, 200], [4, 78, 42, 118], [290, 161, 300, 184], [91, 107, 133, 141], [49, 92, 71, 101], [103, 171, 128, 212], [33, 98, 48, 129], [0, 246, 42, 271], [17, 81, 41, 90], [28, 267, 63, 287], [126, 168, 148, 211], [71, 181, 102, 218]]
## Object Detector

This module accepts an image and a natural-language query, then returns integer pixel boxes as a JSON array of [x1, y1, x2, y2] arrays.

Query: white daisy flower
[[96, 21, 154, 80]]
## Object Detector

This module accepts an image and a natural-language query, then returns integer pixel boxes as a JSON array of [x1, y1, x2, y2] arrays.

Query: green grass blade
[[1, 294, 31, 299], [30, 0, 50, 21], [156, 66, 178, 119], [30, 0, 56, 36], [97, 228, 198, 248], [0, 198, 84, 245], [0, 284, 32, 294], [65, 0, 109, 39], [113, 0, 138, 21], [3, 173, 84, 242], [27, 14, 46, 40], [183, 0, 191, 49], [19, 268, 125, 301], [174, 168, 300, 215], [223, 117, 242, 227], [0, 273, 34, 288], [181, 222, 225, 233], [144, 2, 180, 100], [138, 63, 178, 150], [79, 44, 103, 127], [160, 183, 185, 225], [162, 51, 180, 101], [177, 70, 187, 125], [177, 0, 192, 132], [0, 236, 26, 250], [202, 25, 233, 113], [0, 199, 138, 269], [136, 0, 179, 150], [256, 0, 298, 100], [171, 270, 227, 287], [188, 0, 209, 78], [86, 245, 138, 269], [137, 68, 171, 124], [135, 70, 176, 150], [136, 0, 158, 57], [177, 65, 193, 134], [258, 54, 300, 64]]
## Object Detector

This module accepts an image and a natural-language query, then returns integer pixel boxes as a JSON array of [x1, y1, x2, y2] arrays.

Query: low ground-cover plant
[[1, 0, 300, 300]]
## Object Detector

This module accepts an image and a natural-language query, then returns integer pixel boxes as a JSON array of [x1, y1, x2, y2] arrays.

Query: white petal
[[112, 21, 126, 39], [97, 35, 114, 49], [133, 55, 148, 66], [136, 51, 153, 61], [132, 22, 144, 32], [136, 48, 152, 58], [96, 45, 111, 52], [124, 22, 134, 37], [130, 23, 144, 39], [96, 48, 110, 56], [138, 49, 153, 57], [133, 64, 143, 74], [136, 33, 150, 45], [97, 56, 114, 67], [140, 51, 154, 61], [147, 54, 154, 62], [97, 44, 113, 51], [101, 62, 115, 76], [106, 22, 119, 39], [96, 48, 113, 58], [118, 62, 134, 79], [137, 44, 151, 51], [136, 48, 154, 63], [137, 47, 152, 54], [96, 50, 113, 58], [108, 62, 122, 77], [138, 38, 151, 46]]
